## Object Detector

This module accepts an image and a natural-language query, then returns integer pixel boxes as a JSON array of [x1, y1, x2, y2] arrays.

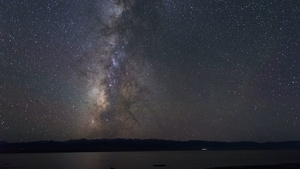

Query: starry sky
[[1, 0, 300, 142]]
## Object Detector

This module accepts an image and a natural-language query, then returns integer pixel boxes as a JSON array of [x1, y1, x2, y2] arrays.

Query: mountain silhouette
[[1, 139, 299, 153]]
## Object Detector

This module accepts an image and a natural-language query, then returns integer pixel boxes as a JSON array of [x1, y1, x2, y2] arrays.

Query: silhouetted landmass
[[0, 139, 299, 153]]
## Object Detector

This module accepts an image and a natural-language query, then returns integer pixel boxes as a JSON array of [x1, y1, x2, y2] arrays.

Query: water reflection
[[0, 150, 300, 169]]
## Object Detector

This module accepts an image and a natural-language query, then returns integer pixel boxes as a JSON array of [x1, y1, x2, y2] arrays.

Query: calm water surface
[[1, 150, 300, 169]]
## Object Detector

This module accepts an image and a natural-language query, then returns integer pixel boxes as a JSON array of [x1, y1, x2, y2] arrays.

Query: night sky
[[1, 0, 300, 142]]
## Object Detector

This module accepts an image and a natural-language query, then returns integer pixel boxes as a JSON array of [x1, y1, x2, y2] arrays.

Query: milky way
[[78, 0, 162, 138]]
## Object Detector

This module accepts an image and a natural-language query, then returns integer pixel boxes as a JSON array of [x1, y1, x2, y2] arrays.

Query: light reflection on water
[[0, 150, 300, 169]]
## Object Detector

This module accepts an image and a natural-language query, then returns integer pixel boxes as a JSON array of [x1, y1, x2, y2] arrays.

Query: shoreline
[[208, 163, 300, 169]]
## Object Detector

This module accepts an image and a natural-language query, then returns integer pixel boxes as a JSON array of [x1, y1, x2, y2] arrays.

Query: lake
[[1, 150, 300, 169]]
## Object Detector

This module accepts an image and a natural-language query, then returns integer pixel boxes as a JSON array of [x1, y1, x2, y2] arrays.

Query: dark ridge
[[0, 139, 299, 153]]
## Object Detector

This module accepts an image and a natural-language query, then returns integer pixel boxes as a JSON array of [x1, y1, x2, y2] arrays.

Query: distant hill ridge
[[0, 139, 299, 153]]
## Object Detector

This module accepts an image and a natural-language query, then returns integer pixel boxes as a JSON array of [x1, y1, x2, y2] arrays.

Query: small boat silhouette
[[153, 164, 167, 167]]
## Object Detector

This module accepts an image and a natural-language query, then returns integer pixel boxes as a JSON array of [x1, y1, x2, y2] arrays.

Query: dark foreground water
[[0, 150, 300, 169]]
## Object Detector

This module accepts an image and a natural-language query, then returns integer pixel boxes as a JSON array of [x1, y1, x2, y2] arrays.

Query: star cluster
[[1, 0, 300, 142]]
